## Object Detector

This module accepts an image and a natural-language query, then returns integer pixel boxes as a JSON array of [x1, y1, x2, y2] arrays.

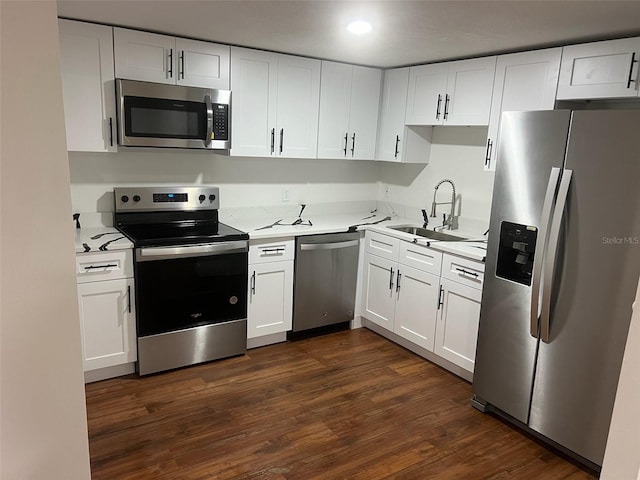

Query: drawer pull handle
[[396, 270, 402, 293], [261, 248, 285, 254], [455, 267, 479, 278], [84, 263, 117, 270], [251, 271, 256, 295], [437, 285, 444, 310], [389, 267, 394, 290], [627, 52, 638, 88]]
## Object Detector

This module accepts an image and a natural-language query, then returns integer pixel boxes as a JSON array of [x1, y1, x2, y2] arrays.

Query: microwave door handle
[[204, 94, 213, 147]]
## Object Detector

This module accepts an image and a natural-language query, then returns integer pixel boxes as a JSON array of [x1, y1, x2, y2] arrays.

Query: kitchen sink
[[388, 225, 466, 242]]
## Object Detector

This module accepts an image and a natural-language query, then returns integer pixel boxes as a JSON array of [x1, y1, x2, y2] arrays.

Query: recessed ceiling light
[[347, 20, 372, 35]]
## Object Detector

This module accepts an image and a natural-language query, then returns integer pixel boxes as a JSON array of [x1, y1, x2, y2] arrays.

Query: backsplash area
[[68, 128, 494, 228]]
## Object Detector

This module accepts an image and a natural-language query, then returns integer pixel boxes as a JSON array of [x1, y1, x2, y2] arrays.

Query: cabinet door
[[176, 38, 230, 89], [317, 61, 352, 159], [393, 265, 440, 351], [557, 37, 640, 100], [362, 253, 397, 331], [376, 68, 409, 162], [230, 47, 278, 157], [114, 28, 175, 84], [58, 19, 116, 152], [77, 278, 136, 371], [435, 278, 481, 372], [405, 63, 448, 125], [445, 56, 496, 126], [247, 261, 293, 338], [348, 66, 382, 160], [485, 48, 561, 171], [276, 54, 321, 158]]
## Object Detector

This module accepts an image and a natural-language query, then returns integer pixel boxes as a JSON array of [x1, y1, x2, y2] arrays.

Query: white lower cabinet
[[435, 278, 482, 372], [247, 238, 294, 341], [75, 250, 136, 379], [361, 231, 485, 377], [362, 231, 441, 352], [434, 253, 485, 372]]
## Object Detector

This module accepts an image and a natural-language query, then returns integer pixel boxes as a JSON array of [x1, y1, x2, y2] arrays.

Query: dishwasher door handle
[[299, 239, 359, 251]]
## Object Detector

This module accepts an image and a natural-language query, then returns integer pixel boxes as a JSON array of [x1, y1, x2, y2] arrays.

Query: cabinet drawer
[[249, 238, 294, 264], [364, 231, 400, 261], [399, 242, 442, 275], [441, 253, 485, 290], [76, 250, 133, 283]]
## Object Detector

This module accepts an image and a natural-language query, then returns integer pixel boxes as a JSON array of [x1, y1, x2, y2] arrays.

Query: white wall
[[69, 151, 381, 218], [601, 275, 640, 480], [0, 2, 91, 478], [378, 126, 494, 223]]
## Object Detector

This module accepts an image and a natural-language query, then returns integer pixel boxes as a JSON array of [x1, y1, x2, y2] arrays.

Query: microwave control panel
[[212, 104, 228, 141]]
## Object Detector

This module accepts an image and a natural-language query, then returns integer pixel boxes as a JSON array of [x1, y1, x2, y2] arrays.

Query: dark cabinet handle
[[444, 94, 450, 121], [394, 135, 400, 158], [180, 51, 185, 79], [396, 270, 402, 293], [83, 263, 117, 270], [485, 139, 493, 167], [627, 52, 638, 88], [251, 271, 256, 295], [343, 133, 348, 156], [270, 128, 275, 154], [455, 267, 479, 278], [127, 285, 131, 313], [435, 94, 442, 120], [168, 48, 173, 78], [389, 267, 394, 290], [109, 117, 113, 147], [351, 133, 356, 156], [437, 285, 444, 310], [279, 128, 284, 154]]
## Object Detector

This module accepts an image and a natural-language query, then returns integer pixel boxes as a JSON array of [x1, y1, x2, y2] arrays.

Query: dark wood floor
[[85, 328, 597, 479]]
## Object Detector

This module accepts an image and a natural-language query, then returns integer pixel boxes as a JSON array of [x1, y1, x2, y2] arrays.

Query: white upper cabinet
[[375, 68, 432, 164], [317, 61, 382, 160], [231, 48, 320, 158], [58, 19, 117, 152], [406, 57, 496, 126], [484, 48, 562, 171], [557, 37, 640, 100], [114, 28, 230, 89]]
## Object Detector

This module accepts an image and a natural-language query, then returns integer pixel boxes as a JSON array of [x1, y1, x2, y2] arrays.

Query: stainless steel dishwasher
[[292, 232, 360, 332]]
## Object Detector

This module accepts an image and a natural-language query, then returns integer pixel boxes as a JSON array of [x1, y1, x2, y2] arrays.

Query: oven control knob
[[133, 195, 141, 202], [121, 195, 129, 203], [199, 194, 206, 203], [209, 194, 216, 202]]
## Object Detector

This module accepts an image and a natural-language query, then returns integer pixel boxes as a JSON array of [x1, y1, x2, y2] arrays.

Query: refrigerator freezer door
[[473, 110, 571, 423], [529, 110, 640, 466]]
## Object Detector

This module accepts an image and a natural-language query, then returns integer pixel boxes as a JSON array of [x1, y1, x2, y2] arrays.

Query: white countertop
[[231, 211, 488, 262], [73, 227, 133, 254]]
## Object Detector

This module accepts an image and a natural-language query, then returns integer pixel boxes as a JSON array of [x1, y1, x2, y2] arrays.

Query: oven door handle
[[136, 241, 248, 261]]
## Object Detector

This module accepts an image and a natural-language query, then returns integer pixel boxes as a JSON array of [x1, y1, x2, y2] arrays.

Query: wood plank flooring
[[85, 328, 598, 479]]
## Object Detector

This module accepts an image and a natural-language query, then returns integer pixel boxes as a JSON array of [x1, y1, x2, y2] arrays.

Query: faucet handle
[[421, 209, 429, 226]]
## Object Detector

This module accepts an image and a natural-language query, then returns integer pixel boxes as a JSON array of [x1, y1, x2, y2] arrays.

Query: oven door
[[116, 79, 230, 150], [134, 241, 248, 338]]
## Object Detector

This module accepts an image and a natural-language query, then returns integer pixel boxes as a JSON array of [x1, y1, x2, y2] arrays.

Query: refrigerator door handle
[[530, 167, 562, 338], [540, 169, 573, 343]]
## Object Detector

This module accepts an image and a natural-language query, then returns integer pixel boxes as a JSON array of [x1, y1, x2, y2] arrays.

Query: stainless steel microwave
[[116, 79, 231, 150]]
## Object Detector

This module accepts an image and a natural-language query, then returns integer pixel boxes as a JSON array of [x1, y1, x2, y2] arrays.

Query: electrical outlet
[[282, 187, 290, 202]]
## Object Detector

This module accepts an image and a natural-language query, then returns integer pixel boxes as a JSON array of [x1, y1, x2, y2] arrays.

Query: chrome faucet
[[430, 179, 458, 230]]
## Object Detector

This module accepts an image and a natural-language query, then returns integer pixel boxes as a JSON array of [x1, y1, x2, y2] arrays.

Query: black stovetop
[[115, 210, 248, 247]]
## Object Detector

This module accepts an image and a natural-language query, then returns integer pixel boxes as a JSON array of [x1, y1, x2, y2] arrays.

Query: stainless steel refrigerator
[[472, 109, 640, 469]]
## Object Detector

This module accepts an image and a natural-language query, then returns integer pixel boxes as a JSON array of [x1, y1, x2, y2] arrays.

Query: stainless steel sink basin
[[388, 225, 466, 242]]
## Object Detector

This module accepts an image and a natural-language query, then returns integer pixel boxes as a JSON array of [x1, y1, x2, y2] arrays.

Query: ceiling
[[57, 0, 640, 68]]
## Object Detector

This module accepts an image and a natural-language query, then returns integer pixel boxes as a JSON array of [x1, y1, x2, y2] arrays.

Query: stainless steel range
[[114, 186, 249, 375]]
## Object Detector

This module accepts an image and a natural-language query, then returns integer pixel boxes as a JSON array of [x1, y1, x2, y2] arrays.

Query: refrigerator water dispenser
[[496, 221, 537, 286]]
